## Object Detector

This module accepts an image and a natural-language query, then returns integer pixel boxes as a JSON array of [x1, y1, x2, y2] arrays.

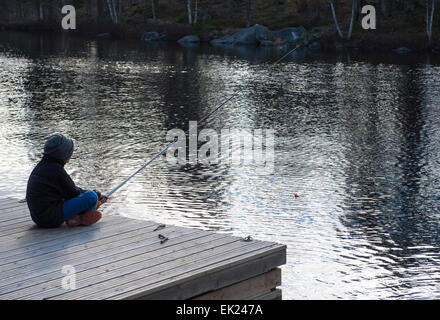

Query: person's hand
[[99, 194, 109, 204]]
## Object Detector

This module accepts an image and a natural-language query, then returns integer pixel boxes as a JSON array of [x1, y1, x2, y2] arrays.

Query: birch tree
[[246, 0, 251, 27], [106, 0, 119, 24], [106, 0, 115, 23], [426, 0, 435, 42], [184, 0, 199, 25], [186, 0, 192, 24], [194, 0, 198, 24], [36, 0, 44, 21], [355, 0, 361, 20], [328, 0, 344, 38], [347, 0, 356, 40], [328, 0, 357, 40], [151, 0, 156, 21]]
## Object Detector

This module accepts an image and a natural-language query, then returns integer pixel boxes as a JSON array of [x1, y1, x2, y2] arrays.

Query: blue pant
[[62, 190, 98, 221]]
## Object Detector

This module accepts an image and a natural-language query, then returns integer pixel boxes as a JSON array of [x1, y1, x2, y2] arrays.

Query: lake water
[[1, 31, 440, 299]]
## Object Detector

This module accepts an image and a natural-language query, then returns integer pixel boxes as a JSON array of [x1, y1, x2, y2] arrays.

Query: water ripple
[[1, 31, 440, 299]]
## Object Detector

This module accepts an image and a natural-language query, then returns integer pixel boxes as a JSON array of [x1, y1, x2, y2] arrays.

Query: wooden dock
[[0, 198, 286, 300]]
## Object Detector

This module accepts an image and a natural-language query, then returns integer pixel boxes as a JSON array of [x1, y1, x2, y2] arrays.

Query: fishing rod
[[103, 41, 305, 201]]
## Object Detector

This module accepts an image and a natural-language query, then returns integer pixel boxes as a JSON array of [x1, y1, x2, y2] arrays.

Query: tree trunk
[[106, 0, 116, 23], [112, 0, 118, 23], [246, 0, 251, 28], [329, 1, 344, 39], [347, 0, 356, 40], [194, 0, 198, 24], [38, 0, 44, 21], [186, 0, 192, 24], [427, 0, 430, 37], [427, 0, 435, 41], [151, 0, 156, 21], [355, 0, 361, 21], [430, 0, 435, 38]]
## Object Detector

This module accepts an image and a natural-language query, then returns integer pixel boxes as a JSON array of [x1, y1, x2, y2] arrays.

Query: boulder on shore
[[310, 28, 321, 41], [209, 30, 220, 39], [178, 35, 200, 43], [210, 24, 273, 46], [308, 41, 321, 51], [210, 36, 234, 46], [260, 40, 276, 47], [275, 26, 308, 45], [141, 31, 166, 42]]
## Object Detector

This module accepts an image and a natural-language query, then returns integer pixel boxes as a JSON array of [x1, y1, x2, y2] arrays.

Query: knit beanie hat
[[43, 134, 74, 161]]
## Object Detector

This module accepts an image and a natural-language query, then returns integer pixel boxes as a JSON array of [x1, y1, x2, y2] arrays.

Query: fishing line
[[105, 43, 304, 198]]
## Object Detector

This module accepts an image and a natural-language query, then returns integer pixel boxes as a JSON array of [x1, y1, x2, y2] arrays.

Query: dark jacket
[[26, 156, 85, 228]]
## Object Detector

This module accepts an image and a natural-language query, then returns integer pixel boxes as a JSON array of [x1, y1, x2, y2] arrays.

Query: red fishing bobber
[[294, 193, 299, 198]]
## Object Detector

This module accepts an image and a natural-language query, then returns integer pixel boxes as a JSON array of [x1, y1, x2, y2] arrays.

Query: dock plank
[[0, 198, 25, 207], [1, 230, 214, 299], [0, 218, 155, 273], [0, 206, 29, 221], [0, 218, 33, 231], [50, 240, 278, 300], [0, 199, 286, 300], [25, 233, 239, 300], [0, 202, 28, 213], [0, 220, 160, 272], [0, 221, 165, 266], [0, 215, 123, 246], [111, 244, 285, 300], [0, 198, 19, 206], [0, 229, 210, 298], [1, 229, 215, 299]]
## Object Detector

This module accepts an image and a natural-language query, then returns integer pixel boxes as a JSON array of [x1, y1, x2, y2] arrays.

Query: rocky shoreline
[[2, 21, 439, 55], [139, 23, 440, 55]]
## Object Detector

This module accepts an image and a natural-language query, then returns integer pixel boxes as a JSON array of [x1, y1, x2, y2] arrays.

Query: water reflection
[[1, 31, 440, 299]]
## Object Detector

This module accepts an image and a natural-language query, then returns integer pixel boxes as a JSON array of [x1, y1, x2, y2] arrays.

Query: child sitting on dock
[[26, 134, 108, 228]]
